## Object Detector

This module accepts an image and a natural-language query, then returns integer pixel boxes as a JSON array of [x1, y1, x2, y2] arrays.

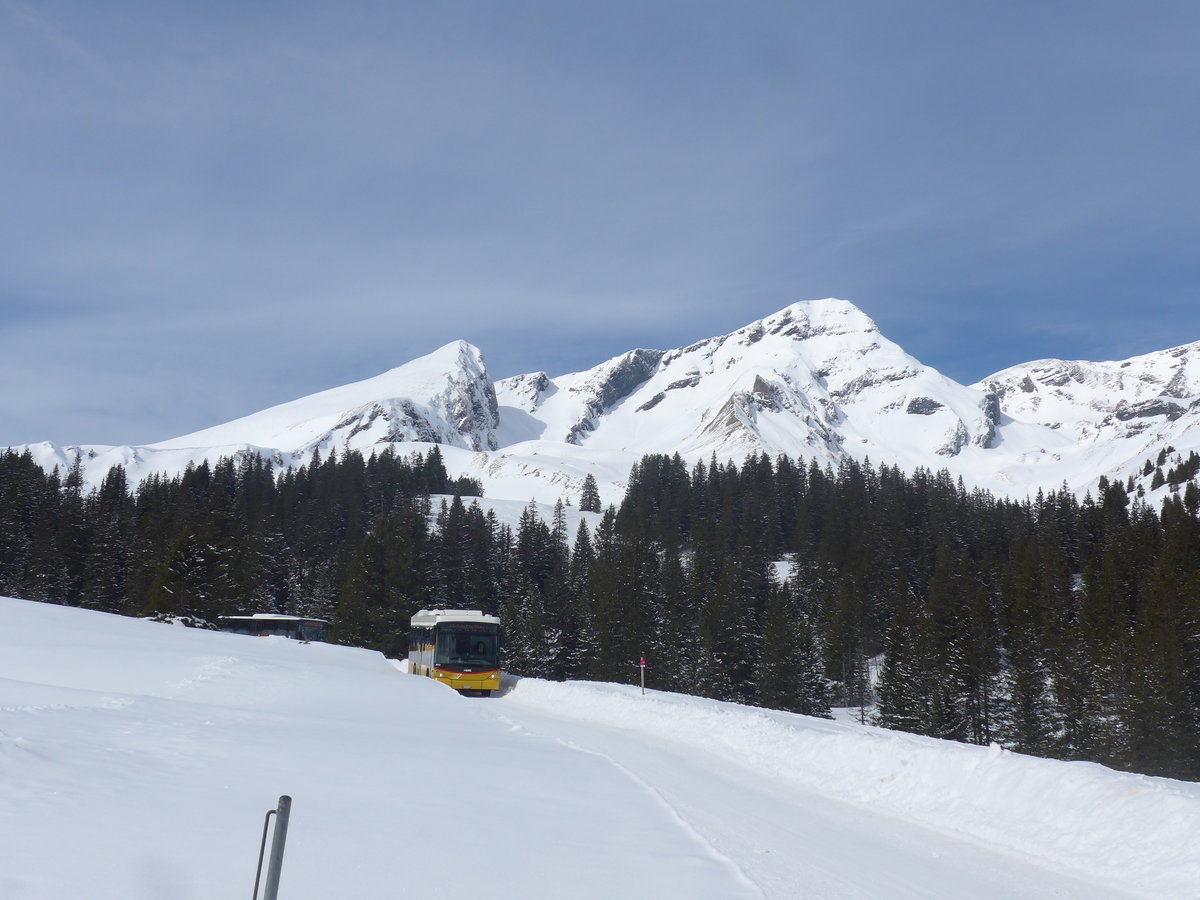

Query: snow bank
[[503, 678, 1200, 898], [0, 597, 758, 900], [4, 594, 1197, 899]]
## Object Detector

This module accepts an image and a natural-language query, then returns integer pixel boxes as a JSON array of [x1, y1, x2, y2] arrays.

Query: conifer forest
[[2, 445, 1198, 781]]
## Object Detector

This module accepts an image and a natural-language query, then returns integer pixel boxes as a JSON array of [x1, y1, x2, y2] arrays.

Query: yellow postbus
[[408, 609, 502, 696]]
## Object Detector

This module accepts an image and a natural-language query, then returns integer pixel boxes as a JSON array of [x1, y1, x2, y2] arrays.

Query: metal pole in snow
[[262, 795, 292, 900], [639, 655, 646, 695]]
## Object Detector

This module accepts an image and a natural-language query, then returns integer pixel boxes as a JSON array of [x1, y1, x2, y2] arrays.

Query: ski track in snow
[[497, 712, 768, 898]]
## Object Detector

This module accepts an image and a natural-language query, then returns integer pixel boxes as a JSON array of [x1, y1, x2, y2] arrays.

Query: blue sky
[[2, 0, 1197, 446]]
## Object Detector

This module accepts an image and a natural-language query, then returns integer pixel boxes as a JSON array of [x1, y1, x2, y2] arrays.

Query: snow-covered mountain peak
[[152, 339, 499, 456], [493, 299, 1000, 474], [15, 299, 1200, 505], [669, 298, 880, 366], [762, 296, 881, 339]]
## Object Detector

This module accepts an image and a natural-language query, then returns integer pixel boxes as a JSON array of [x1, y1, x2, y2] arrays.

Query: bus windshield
[[297, 620, 331, 642], [435, 626, 500, 667]]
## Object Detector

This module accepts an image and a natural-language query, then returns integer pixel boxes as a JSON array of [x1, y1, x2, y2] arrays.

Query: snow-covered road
[[494, 680, 1143, 899], [2, 596, 1196, 899]]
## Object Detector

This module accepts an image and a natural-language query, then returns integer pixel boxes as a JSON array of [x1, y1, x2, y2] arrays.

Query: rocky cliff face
[[275, 342, 502, 456]]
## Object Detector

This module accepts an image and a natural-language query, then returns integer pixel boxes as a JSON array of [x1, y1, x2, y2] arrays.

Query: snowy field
[[2, 596, 1198, 899]]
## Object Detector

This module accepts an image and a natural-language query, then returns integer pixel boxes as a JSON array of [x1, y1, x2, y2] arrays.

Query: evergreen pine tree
[[579, 474, 602, 513]]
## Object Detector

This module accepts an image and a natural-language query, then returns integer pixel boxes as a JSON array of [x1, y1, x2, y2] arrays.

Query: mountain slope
[[12, 299, 1200, 503], [974, 343, 1200, 490], [17, 340, 503, 491], [155, 339, 499, 455]]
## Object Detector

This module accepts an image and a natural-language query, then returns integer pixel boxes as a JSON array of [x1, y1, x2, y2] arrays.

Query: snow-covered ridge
[[976, 341, 1200, 442], [11, 299, 1200, 504], [153, 339, 499, 454]]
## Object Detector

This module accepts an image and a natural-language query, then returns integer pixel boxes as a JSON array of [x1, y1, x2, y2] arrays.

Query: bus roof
[[410, 609, 501, 627], [218, 614, 329, 623]]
